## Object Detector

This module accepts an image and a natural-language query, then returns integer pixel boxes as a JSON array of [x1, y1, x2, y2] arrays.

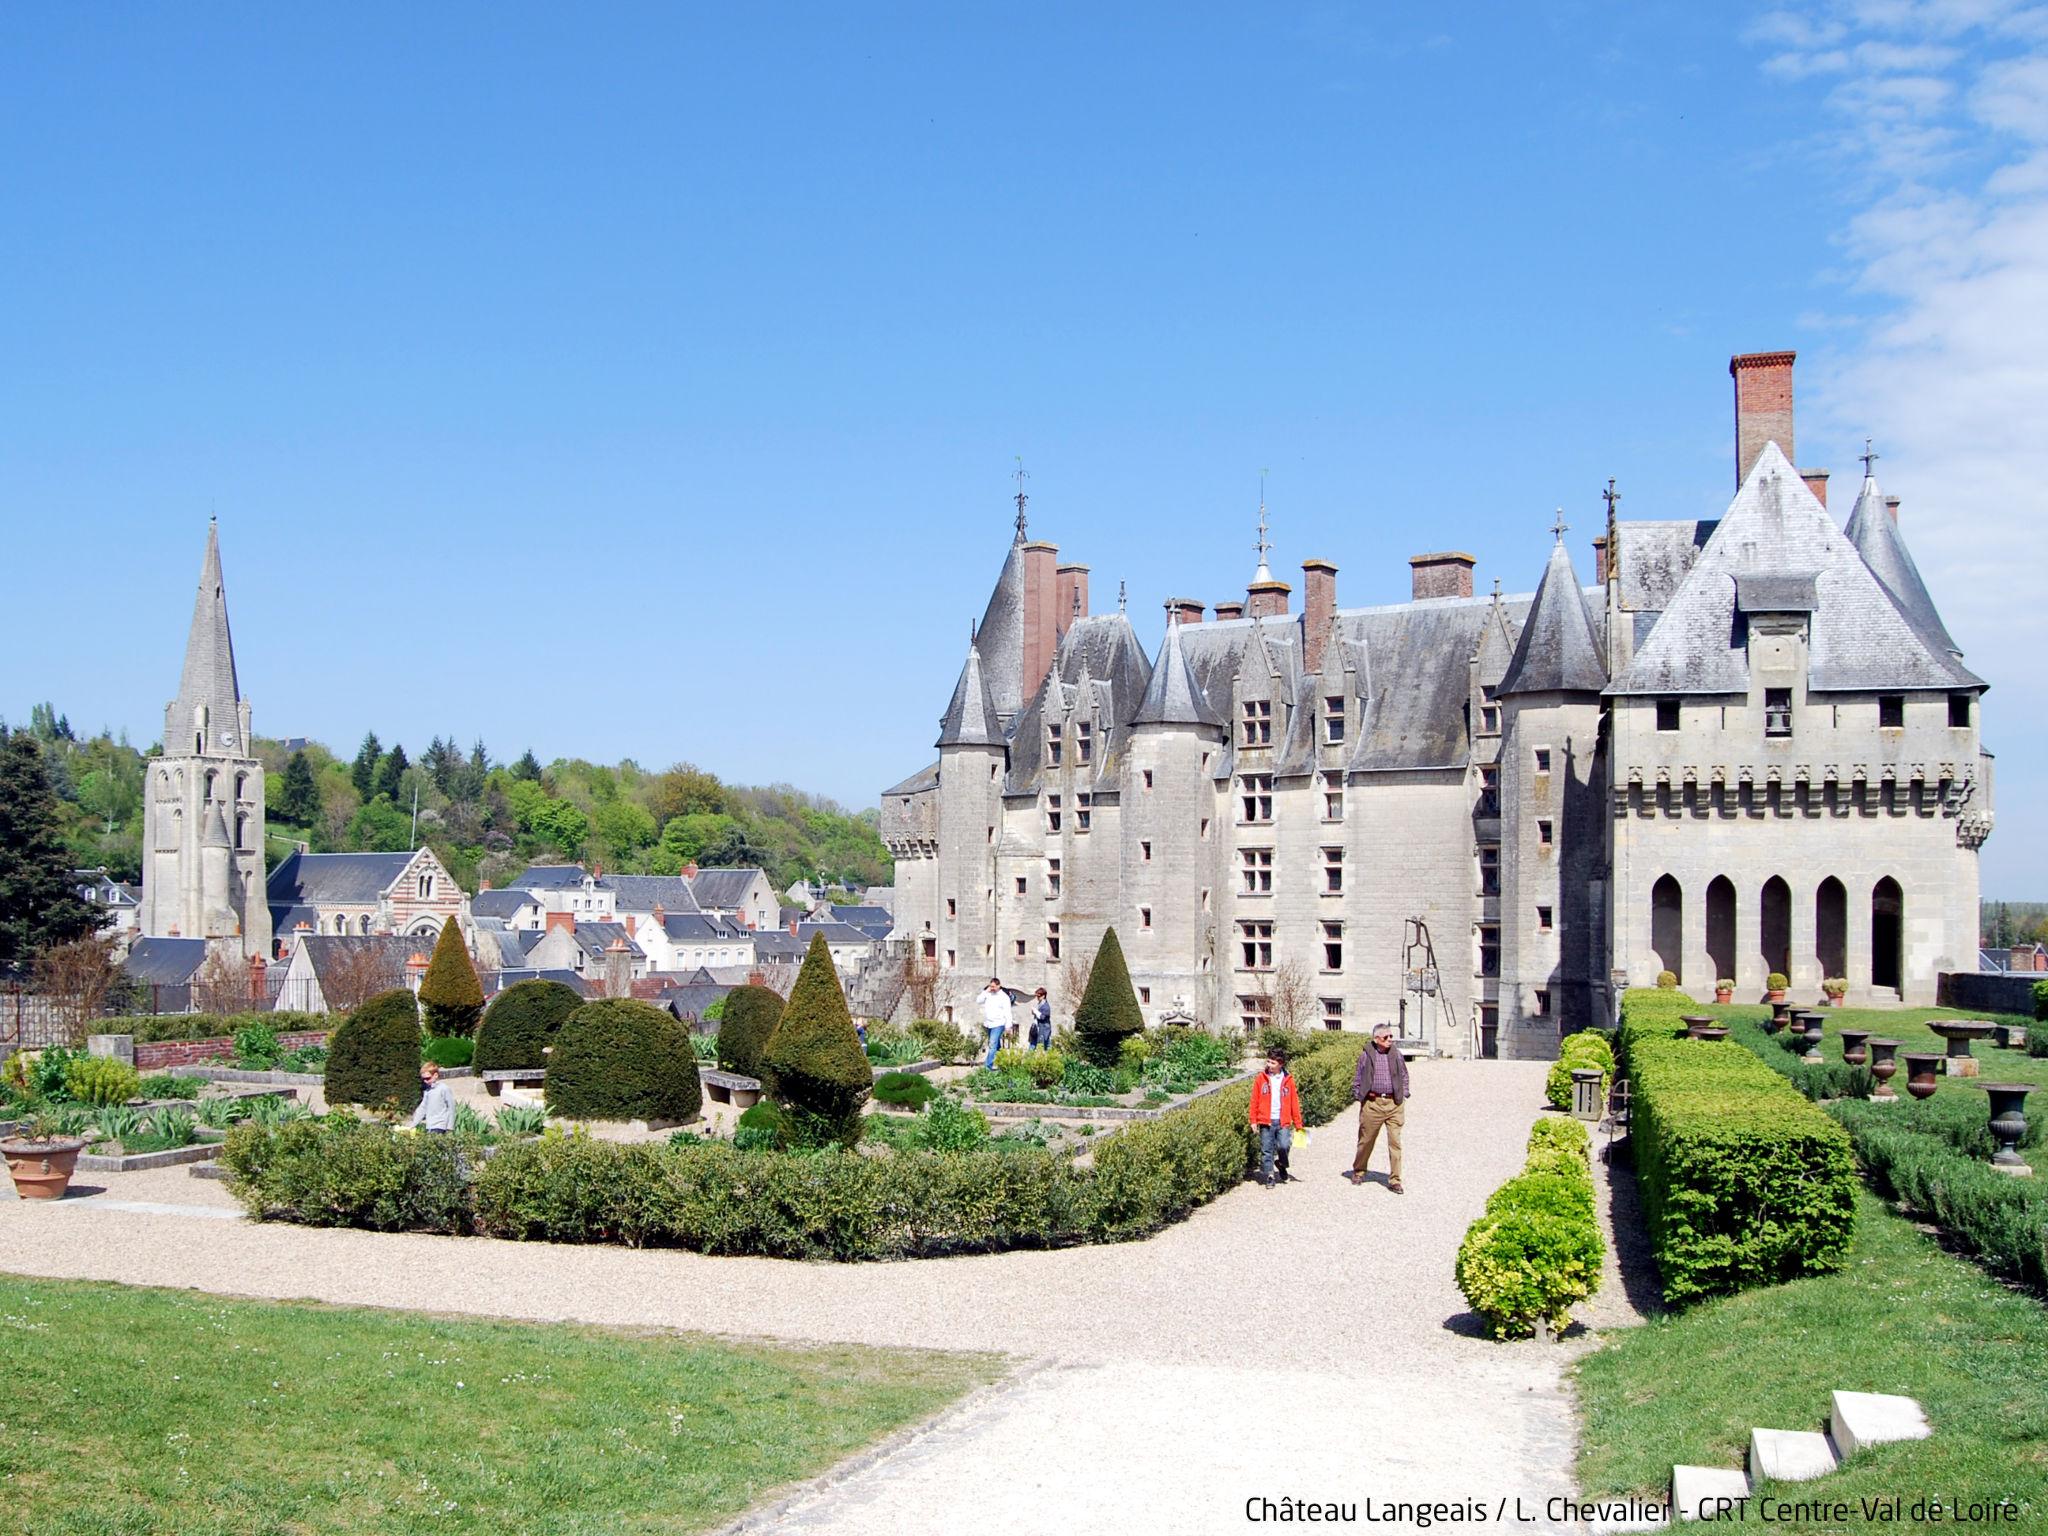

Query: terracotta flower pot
[[1715, 990, 1734, 1005], [1767, 989, 1787, 1004], [1979, 1083, 2035, 1172], [2, 1138, 87, 1200], [1900, 1052, 1943, 1101], [1838, 1029, 1871, 1067]]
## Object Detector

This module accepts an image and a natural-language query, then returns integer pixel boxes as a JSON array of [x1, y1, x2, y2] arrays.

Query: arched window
[[234, 773, 248, 802], [359, 914, 373, 935], [194, 706, 208, 755], [1871, 878, 1903, 992], [1816, 878, 1847, 980], [333, 914, 348, 934], [1759, 876, 1791, 980], [1650, 875, 1683, 982], [418, 873, 434, 900], [1705, 876, 1736, 984]]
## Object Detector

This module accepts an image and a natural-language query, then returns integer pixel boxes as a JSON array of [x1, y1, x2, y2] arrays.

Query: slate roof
[[470, 888, 538, 920], [267, 850, 415, 906], [689, 869, 767, 910], [169, 520, 245, 755], [1613, 519, 1716, 612], [663, 983, 732, 1022], [568, 921, 642, 961], [1843, 473, 1963, 659], [796, 921, 873, 946], [1733, 573, 1820, 613], [752, 930, 807, 960], [1132, 615, 1223, 727], [124, 936, 208, 986], [1499, 539, 1607, 696], [1002, 613, 1154, 792], [296, 935, 431, 987], [936, 641, 1005, 748], [882, 764, 939, 797], [660, 912, 746, 942], [608, 874, 701, 915], [511, 864, 592, 890], [830, 905, 894, 933], [1610, 443, 1984, 695], [972, 531, 1032, 722], [269, 903, 321, 935]]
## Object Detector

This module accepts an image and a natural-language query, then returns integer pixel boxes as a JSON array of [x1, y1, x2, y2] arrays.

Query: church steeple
[[169, 519, 247, 756]]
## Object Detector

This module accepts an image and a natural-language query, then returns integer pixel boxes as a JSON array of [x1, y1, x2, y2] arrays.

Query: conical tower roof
[[171, 520, 245, 753], [1843, 472, 1960, 658], [971, 530, 1030, 722], [1132, 612, 1222, 727], [936, 641, 1004, 748], [1499, 536, 1606, 696]]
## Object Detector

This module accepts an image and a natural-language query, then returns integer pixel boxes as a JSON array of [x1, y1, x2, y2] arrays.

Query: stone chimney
[[1410, 552, 1476, 601], [1214, 599, 1245, 621], [1246, 577, 1291, 620], [1056, 563, 1090, 638], [1167, 597, 1204, 625], [1022, 541, 1059, 700], [1800, 468, 1829, 508], [1591, 536, 1608, 584], [1730, 350, 1795, 486], [247, 952, 267, 1010], [1886, 495, 1901, 524], [1301, 560, 1337, 673]]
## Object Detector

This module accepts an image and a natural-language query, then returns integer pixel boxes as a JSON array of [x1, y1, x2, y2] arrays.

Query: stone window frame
[[1240, 846, 1274, 895], [1237, 920, 1274, 971]]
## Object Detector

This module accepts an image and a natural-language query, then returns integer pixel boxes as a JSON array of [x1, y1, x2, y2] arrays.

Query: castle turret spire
[[170, 518, 245, 756]]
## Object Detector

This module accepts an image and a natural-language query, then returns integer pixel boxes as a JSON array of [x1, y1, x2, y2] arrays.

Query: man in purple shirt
[[1350, 1023, 1411, 1192]]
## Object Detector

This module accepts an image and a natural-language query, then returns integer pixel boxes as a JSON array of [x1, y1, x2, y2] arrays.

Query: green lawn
[[1574, 1190, 2048, 1530], [1701, 1001, 2044, 1095], [0, 1276, 998, 1536]]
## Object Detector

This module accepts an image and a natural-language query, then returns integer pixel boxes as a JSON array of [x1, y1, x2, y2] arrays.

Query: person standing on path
[[978, 978, 1012, 1070], [1350, 1024, 1410, 1192], [408, 1060, 456, 1134], [1028, 987, 1053, 1050], [1247, 1047, 1304, 1187]]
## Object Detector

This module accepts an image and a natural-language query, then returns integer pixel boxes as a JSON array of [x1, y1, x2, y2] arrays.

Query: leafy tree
[[760, 932, 871, 1147], [350, 732, 382, 799], [527, 796, 588, 856], [592, 800, 656, 862], [325, 989, 425, 1113], [648, 764, 728, 824], [418, 918, 484, 1037], [279, 751, 320, 825], [0, 732, 102, 973], [345, 794, 412, 852], [1074, 927, 1144, 1067], [374, 743, 410, 803]]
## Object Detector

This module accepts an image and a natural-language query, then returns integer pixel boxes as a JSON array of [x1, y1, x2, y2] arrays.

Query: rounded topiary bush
[[1655, 971, 1678, 990], [1546, 1033, 1615, 1110], [475, 979, 583, 1072], [545, 998, 701, 1124], [716, 984, 785, 1079], [1456, 1206, 1604, 1339], [325, 989, 425, 1114], [1074, 928, 1144, 1068], [1527, 1117, 1590, 1157], [759, 933, 871, 1148], [873, 1070, 937, 1110], [422, 1035, 474, 1068], [733, 1100, 787, 1150]]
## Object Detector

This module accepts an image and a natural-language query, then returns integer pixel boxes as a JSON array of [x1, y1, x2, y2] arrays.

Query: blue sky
[[2, 3, 2041, 895]]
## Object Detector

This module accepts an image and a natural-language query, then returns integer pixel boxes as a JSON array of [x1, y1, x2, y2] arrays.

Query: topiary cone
[[1073, 927, 1144, 1068], [759, 933, 870, 1147], [418, 918, 484, 1037]]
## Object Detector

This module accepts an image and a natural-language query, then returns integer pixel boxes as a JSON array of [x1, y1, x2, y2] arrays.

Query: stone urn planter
[[1838, 1029, 1871, 1067], [1685, 1021, 1729, 1041], [1979, 1083, 2036, 1175], [2, 1133, 89, 1200], [1867, 1039, 1901, 1101], [1682, 1014, 1715, 1033], [1900, 1051, 1943, 1101], [1792, 1012, 1826, 1063], [1768, 1001, 1793, 1033], [1926, 1021, 1993, 1079]]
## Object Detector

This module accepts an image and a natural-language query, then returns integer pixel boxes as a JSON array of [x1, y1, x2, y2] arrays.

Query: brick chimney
[[683, 861, 698, 880], [1410, 552, 1476, 601], [1731, 350, 1795, 486], [247, 952, 267, 1009], [1214, 599, 1245, 621], [1056, 563, 1090, 639], [1301, 560, 1337, 674], [546, 910, 576, 935], [1591, 536, 1608, 584], [1022, 541, 1059, 700], [1885, 495, 1901, 524], [1246, 577, 1291, 620], [1167, 597, 1204, 625], [1800, 468, 1829, 508]]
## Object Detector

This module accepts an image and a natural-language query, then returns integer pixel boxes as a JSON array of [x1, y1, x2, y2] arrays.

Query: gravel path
[[3, 1059, 1596, 1533]]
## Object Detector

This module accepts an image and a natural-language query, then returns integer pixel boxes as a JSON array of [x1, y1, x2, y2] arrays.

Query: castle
[[880, 352, 1993, 1059]]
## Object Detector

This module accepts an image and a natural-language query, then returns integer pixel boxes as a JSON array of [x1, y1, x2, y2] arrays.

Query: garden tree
[[374, 743, 411, 804], [279, 751, 320, 825], [30, 934, 130, 1036], [418, 919, 484, 1037], [474, 977, 582, 1070], [715, 983, 785, 1078], [325, 988, 425, 1113], [1253, 957, 1316, 1035], [1073, 927, 1144, 1067], [591, 799, 656, 862], [193, 946, 255, 1015], [0, 732, 101, 973], [759, 932, 871, 1147], [319, 944, 410, 1014], [545, 998, 701, 1122], [350, 732, 382, 798]]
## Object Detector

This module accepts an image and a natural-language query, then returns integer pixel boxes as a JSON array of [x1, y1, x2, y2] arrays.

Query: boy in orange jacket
[[1247, 1047, 1305, 1186]]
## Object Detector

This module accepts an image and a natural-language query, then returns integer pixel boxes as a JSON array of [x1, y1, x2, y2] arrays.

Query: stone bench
[[700, 1068, 763, 1108], [480, 1069, 546, 1098]]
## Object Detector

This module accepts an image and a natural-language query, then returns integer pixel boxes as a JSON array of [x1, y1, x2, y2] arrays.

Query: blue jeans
[[1258, 1123, 1294, 1182], [983, 1027, 1005, 1070]]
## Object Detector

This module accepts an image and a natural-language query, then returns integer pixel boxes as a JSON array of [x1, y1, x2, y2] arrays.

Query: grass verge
[[1573, 1189, 2048, 1531], [0, 1275, 998, 1536]]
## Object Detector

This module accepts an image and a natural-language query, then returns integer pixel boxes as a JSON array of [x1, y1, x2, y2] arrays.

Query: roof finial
[[1550, 507, 1569, 543], [1491, 577, 1502, 600], [1860, 438, 1879, 477], [1253, 471, 1274, 582], [1601, 478, 1620, 520], [1013, 456, 1030, 540], [1118, 579, 1128, 613]]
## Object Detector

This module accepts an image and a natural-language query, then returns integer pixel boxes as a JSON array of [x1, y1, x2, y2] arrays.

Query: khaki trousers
[[1353, 1096, 1405, 1180]]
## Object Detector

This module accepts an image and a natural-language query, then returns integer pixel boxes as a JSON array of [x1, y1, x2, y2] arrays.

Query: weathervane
[[1860, 438, 1879, 477], [1118, 579, 1128, 613], [1012, 456, 1030, 538], [1253, 470, 1274, 581]]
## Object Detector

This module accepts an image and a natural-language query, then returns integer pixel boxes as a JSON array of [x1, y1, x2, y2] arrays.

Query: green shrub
[[913, 1097, 988, 1152], [1562, 1031, 1614, 1068], [759, 934, 870, 1148], [733, 1100, 787, 1151], [222, 1114, 468, 1232], [909, 1017, 972, 1064], [1118, 1034, 1154, 1069], [873, 1071, 938, 1110], [1528, 1116, 1589, 1156], [233, 1023, 280, 1068], [995, 1045, 1067, 1088], [1766, 972, 1789, 992], [63, 1055, 140, 1106], [1257, 1025, 1315, 1064], [1457, 1112, 1601, 1339], [418, 919, 485, 1037], [323, 990, 426, 1115], [546, 998, 701, 1124], [422, 1035, 474, 1069], [137, 1074, 204, 1101], [1545, 1054, 1611, 1112], [1620, 989, 1857, 1305], [1073, 928, 1144, 1068], [2034, 979, 2048, 1023], [1724, 1016, 1871, 1102], [474, 979, 582, 1072], [1524, 1147, 1587, 1182], [494, 1104, 546, 1137], [714, 985, 784, 1079], [114, 1011, 328, 1045], [1655, 971, 1678, 990]]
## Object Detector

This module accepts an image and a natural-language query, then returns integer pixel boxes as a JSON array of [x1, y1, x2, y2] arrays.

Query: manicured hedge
[[1546, 1032, 1614, 1111], [1620, 988, 1856, 1305], [222, 1114, 468, 1232], [94, 1011, 328, 1045], [474, 979, 582, 1072], [1455, 1116, 1604, 1338], [1724, 1015, 1872, 1102], [324, 990, 424, 1114], [546, 999, 701, 1123]]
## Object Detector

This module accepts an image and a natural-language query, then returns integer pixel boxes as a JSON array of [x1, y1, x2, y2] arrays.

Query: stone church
[[880, 352, 1992, 1059]]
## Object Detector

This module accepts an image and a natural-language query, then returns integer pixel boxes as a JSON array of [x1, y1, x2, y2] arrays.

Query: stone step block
[[1671, 1465, 1750, 1523], [1749, 1427, 1839, 1483], [1830, 1391, 1930, 1458]]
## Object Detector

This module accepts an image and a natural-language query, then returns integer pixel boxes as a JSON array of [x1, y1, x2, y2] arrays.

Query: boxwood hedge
[[1455, 1116, 1604, 1338], [474, 979, 582, 1072], [324, 990, 425, 1114], [1620, 988, 1856, 1305], [545, 998, 701, 1124]]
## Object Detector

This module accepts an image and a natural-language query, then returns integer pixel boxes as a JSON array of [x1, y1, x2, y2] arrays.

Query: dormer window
[[1324, 697, 1346, 744], [1765, 688, 1794, 738], [1242, 699, 1272, 746], [1076, 722, 1093, 765]]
